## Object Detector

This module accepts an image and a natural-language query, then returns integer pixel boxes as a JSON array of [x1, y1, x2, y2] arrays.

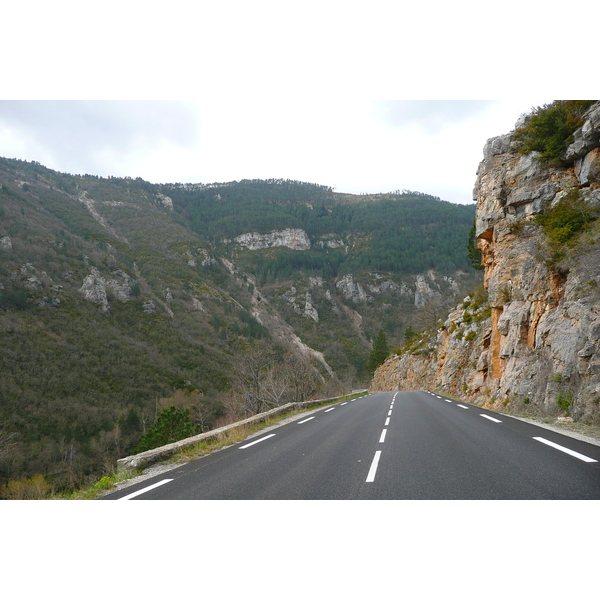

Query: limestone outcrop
[[281, 287, 320, 322], [0, 236, 12, 250], [372, 101, 600, 424], [226, 228, 311, 251], [78, 268, 139, 311], [335, 274, 371, 303], [79, 268, 109, 312]]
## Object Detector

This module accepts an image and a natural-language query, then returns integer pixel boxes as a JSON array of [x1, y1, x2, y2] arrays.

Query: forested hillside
[[0, 157, 480, 494], [167, 181, 475, 277]]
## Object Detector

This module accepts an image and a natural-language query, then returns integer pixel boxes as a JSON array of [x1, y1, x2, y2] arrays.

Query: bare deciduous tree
[[232, 344, 322, 415], [0, 425, 19, 486], [280, 354, 320, 403], [414, 299, 448, 332], [0, 425, 17, 456], [232, 344, 272, 414]]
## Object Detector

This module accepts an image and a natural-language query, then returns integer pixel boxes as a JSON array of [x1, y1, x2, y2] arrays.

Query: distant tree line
[[168, 181, 476, 280]]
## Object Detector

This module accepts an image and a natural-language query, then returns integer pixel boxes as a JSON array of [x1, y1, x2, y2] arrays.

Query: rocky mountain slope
[[372, 101, 600, 425], [0, 160, 478, 489]]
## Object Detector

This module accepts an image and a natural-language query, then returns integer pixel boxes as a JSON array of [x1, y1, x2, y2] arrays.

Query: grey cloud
[[0, 100, 200, 175], [374, 100, 496, 134]]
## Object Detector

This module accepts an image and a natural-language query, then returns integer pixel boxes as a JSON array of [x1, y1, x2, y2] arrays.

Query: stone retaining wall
[[116, 391, 367, 473]]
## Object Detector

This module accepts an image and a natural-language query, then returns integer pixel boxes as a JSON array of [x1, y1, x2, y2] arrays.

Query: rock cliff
[[78, 267, 139, 311], [226, 228, 311, 251], [371, 101, 600, 425]]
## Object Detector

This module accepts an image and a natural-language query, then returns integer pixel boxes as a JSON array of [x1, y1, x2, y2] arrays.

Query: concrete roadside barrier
[[116, 391, 367, 473]]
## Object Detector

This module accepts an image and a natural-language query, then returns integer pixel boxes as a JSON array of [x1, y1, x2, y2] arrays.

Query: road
[[102, 391, 600, 500]]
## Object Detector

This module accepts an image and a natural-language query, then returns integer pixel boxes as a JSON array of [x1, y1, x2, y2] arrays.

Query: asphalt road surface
[[102, 391, 600, 500]]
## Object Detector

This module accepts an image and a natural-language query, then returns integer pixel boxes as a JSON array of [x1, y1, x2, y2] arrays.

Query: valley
[[0, 160, 478, 493]]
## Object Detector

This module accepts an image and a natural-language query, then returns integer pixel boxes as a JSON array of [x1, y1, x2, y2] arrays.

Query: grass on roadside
[[61, 391, 367, 499], [165, 392, 368, 464], [59, 467, 147, 500]]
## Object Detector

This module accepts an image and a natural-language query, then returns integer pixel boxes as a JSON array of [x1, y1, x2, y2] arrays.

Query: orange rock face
[[372, 102, 600, 424]]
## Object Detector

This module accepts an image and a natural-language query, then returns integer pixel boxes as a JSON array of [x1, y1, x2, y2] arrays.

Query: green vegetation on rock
[[513, 100, 596, 165], [534, 187, 598, 267]]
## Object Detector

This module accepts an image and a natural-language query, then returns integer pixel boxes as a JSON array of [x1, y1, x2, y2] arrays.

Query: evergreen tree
[[134, 406, 197, 453], [367, 329, 390, 376], [467, 220, 484, 270]]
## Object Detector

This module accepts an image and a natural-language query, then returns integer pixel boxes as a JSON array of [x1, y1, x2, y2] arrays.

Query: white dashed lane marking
[[298, 416, 315, 424], [480, 414, 502, 423], [366, 451, 382, 482], [118, 479, 173, 500], [239, 434, 276, 449], [533, 437, 597, 463]]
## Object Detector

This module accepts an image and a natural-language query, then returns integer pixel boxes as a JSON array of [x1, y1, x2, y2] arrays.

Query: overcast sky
[[2, 3, 594, 207], [0, 99, 553, 205]]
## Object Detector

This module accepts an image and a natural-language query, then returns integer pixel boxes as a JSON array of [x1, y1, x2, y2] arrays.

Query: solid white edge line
[[533, 436, 597, 463], [239, 433, 276, 449], [480, 414, 502, 423], [118, 478, 174, 500], [298, 416, 315, 424], [379, 429, 387, 443], [366, 450, 382, 482]]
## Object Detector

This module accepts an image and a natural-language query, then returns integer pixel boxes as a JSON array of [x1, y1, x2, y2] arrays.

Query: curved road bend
[[102, 391, 600, 500]]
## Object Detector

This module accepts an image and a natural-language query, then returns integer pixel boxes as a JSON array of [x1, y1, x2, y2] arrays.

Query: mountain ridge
[[0, 155, 479, 492]]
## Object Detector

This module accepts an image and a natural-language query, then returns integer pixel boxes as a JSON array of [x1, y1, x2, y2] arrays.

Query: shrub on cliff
[[513, 100, 596, 165], [535, 188, 597, 243], [535, 187, 598, 269]]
